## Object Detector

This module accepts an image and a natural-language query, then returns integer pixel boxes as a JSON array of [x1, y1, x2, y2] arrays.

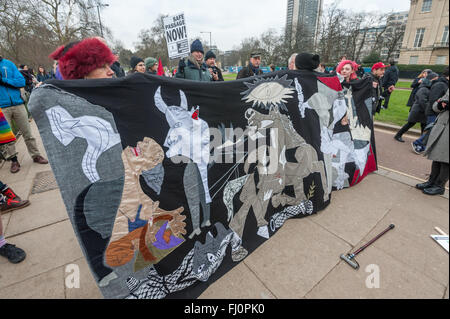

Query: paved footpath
[[0, 120, 448, 299]]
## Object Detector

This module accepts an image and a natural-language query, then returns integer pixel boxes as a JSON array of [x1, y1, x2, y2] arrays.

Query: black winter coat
[[407, 77, 422, 107], [236, 63, 263, 79], [408, 81, 432, 124], [382, 65, 399, 88], [425, 76, 449, 116], [362, 72, 382, 114]]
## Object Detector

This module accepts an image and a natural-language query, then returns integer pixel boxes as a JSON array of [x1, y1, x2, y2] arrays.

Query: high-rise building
[[286, 0, 323, 48]]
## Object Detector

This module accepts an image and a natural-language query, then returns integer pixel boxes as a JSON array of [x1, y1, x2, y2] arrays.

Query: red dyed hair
[[336, 60, 359, 80], [49, 38, 116, 80]]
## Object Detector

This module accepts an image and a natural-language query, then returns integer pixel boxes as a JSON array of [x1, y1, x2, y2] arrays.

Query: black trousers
[[396, 122, 426, 137], [383, 90, 391, 108], [429, 161, 449, 188]]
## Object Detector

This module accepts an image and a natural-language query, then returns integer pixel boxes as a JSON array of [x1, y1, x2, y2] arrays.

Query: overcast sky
[[101, 0, 411, 51]]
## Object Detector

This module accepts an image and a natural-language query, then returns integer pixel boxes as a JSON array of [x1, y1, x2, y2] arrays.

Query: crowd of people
[[0, 36, 448, 265]]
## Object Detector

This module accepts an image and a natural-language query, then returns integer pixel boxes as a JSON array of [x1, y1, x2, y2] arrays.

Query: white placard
[[431, 235, 449, 253], [163, 13, 190, 60]]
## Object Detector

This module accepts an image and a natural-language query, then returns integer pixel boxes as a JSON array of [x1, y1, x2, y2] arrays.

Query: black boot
[[423, 186, 445, 196], [416, 181, 434, 190], [394, 134, 405, 143]]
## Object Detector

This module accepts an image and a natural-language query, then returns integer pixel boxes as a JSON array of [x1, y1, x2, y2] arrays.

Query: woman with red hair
[[49, 37, 116, 80], [336, 60, 359, 83]]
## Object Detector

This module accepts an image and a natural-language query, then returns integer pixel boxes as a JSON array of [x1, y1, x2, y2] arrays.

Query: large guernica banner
[[28, 70, 376, 299]]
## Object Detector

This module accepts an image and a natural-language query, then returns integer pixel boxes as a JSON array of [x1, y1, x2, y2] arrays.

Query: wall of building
[[399, 0, 449, 64]]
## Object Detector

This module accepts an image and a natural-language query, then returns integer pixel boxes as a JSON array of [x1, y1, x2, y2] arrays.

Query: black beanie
[[295, 53, 320, 71], [130, 56, 144, 70], [205, 50, 216, 61]]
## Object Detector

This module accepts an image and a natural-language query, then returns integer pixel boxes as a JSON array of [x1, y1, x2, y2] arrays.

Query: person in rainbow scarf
[[0, 108, 29, 263]]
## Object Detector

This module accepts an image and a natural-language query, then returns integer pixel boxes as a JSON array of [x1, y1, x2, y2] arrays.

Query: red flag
[[157, 58, 164, 76]]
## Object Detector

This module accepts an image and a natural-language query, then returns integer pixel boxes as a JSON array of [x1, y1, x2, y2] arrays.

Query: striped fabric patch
[[0, 109, 15, 144]]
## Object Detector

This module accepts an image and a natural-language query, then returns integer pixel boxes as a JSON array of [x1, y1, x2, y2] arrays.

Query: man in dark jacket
[[205, 50, 224, 82], [412, 66, 449, 153], [176, 39, 211, 82], [381, 60, 399, 109], [236, 52, 263, 79], [363, 62, 387, 115], [0, 56, 48, 173]]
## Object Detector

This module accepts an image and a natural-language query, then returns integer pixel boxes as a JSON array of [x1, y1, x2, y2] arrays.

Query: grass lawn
[[395, 81, 413, 89], [223, 73, 237, 81], [374, 90, 420, 129]]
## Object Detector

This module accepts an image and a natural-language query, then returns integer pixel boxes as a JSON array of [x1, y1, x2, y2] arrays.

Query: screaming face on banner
[[28, 70, 376, 299]]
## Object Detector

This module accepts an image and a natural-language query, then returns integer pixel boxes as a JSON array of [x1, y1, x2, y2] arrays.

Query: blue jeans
[[413, 115, 437, 148]]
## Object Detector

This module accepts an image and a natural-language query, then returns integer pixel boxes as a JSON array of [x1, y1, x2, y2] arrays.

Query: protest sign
[[163, 13, 189, 60]]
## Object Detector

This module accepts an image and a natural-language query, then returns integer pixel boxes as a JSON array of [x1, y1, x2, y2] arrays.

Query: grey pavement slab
[[305, 246, 446, 299], [0, 220, 83, 289], [357, 206, 449, 286], [243, 218, 351, 299], [1, 212, 12, 236], [308, 174, 397, 246], [0, 267, 65, 299], [65, 257, 103, 299], [5, 189, 68, 237], [199, 262, 276, 299]]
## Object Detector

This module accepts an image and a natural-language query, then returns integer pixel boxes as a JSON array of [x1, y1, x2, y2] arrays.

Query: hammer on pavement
[[340, 224, 395, 270]]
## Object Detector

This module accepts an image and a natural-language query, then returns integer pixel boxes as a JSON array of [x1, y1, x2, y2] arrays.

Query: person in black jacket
[[394, 72, 439, 142], [412, 66, 449, 153], [237, 52, 263, 79], [205, 50, 224, 81], [363, 62, 387, 115], [381, 60, 399, 109], [406, 69, 432, 108]]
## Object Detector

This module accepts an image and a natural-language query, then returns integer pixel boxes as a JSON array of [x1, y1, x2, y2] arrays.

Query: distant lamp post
[[87, 3, 109, 38], [201, 31, 212, 50]]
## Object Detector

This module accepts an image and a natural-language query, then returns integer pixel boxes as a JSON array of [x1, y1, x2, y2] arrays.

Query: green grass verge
[[223, 73, 237, 81], [374, 90, 420, 129], [395, 81, 413, 89]]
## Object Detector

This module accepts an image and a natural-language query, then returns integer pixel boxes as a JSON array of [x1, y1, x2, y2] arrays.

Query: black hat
[[250, 52, 262, 58], [295, 53, 320, 71], [191, 39, 204, 54], [205, 50, 216, 61], [130, 56, 144, 70]]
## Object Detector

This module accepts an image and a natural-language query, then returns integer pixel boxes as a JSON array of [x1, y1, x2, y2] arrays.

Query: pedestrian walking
[[416, 89, 449, 196], [381, 60, 399, 109], [237, 52, 263, 79], [412, 67, 449, 153], [176, 39, 211, 82], [407, 69, 432, 108], [394, 72, 439, 143], [0, 55, 48, 173]]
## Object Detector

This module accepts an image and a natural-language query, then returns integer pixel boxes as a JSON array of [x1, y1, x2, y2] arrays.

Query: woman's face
[[135, 62, 146, 73], [85, 64, 114, 79], [39, 67, 44, 73], [340, 64, 353, 80]]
